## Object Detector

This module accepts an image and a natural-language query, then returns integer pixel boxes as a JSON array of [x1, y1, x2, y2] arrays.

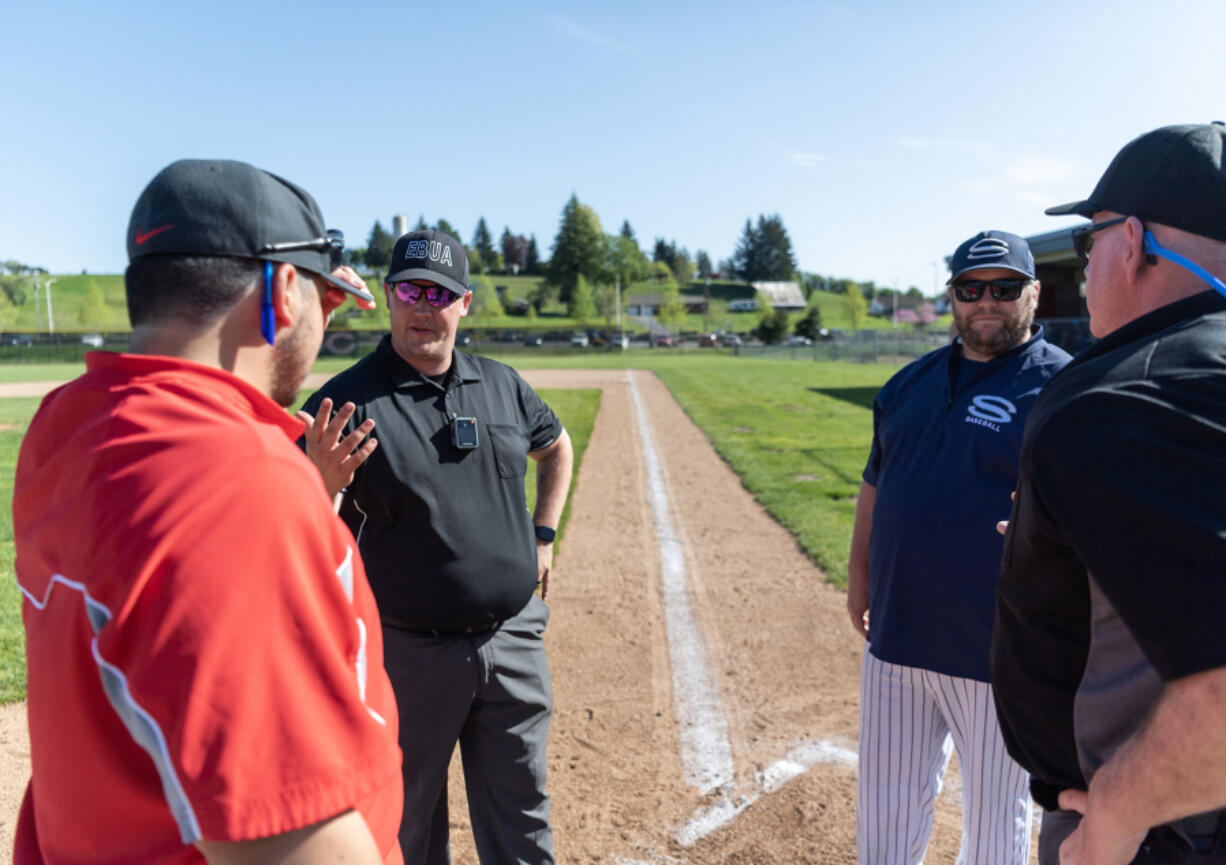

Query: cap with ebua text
[[948, 230, 1036, 282], [126, 158, 374, 304], [385, 229, 469, 297], [1046, 122, 1226, 243]]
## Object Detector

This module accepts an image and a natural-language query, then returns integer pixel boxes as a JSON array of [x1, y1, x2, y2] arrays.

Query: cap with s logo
[[947, 230, 1035, 282]]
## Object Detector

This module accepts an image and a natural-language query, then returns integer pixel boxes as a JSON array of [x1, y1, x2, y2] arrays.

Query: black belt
[[385, 618, 503, 637]]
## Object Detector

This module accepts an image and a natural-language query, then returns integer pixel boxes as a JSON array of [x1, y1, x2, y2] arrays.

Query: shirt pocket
[[486, 423, 529, 479]]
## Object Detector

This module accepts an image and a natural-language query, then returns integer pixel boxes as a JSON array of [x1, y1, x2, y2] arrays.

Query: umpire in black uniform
[[299, 228, 574, 865]]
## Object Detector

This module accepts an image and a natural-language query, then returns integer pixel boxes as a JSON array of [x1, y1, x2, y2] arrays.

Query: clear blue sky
[[3, 0, 1223, 294]]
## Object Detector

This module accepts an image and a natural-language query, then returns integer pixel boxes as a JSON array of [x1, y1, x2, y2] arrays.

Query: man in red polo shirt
[[13, 159, 403, 864]]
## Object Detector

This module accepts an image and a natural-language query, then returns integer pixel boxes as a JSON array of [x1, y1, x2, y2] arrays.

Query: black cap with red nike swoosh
[[127, 159, 374, 305]]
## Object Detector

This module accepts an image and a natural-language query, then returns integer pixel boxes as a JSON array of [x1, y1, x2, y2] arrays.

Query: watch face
[[534, 525, 556, 543]]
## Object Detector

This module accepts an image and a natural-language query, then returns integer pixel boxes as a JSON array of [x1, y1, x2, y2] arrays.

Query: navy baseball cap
[[127, 159, 375, 305], [1046, 122, 1226, 244], [385, 229, 469, 296], [947, 230, 1035, 282]]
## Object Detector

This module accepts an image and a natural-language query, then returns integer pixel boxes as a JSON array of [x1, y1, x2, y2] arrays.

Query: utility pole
[[45, 279, 56, 334]]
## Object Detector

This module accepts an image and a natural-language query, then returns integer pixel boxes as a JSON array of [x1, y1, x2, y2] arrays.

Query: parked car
[[4, 334, 31, 347], [80, 332, 104, 347], [788, 334, 814, 346], [456, 331, 473, 347], [523, 334, 543, 347], [698, 333, 719, 347], [720, 333, 743, 347], [570, 332, 590, 347], [654, 334, 676, 347]]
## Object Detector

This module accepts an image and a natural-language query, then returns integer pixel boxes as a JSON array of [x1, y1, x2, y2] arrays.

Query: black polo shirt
[[991, 290, 1226, 811], [301, 336, 562, 630]]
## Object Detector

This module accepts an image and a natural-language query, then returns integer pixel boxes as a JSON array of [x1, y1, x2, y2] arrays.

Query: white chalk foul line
[[628, 372, 734, 797], [626, 373, 861, 849]]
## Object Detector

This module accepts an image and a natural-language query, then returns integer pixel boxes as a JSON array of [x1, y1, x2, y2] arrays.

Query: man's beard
[[269, 318, 317, 407], [954, 302, 1035, 357]]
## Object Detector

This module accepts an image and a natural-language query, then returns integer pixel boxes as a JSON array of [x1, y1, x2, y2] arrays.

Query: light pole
[[44, 278, 57, 334]]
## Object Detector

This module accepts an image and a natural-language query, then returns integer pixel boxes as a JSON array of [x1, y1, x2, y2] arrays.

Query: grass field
[[0, 385, 601, 704]]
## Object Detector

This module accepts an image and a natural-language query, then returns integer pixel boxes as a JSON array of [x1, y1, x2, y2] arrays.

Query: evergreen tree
[[546, 194, 606, 304], [619, 220, 636, 241], [696, 250, 713, 279], [730, 214, 797, 281], [569, 274, 596, 323], [525, 236, 542, 275], [364, 220, 394, 273], [794, 305, 823, 339], [434, 219, 461, 244], [471, 217, 496, 272]]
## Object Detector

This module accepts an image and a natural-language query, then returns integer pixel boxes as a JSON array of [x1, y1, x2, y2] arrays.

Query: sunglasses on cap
[[389, 281, 463, 308], [1070, 217, 1128, 262], [258, 228, 346, 272], [949, 277, 1029, 303]]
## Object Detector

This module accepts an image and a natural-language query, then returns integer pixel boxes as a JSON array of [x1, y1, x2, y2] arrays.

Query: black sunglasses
[[949, 277, 1029, 303], [1070, 217, 1128, 262], [258, 228, 345, 271]]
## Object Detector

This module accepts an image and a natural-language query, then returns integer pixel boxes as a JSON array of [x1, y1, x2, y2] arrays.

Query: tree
[[656, 278, 686, 330], [696, 250, 713, 280], [569, 274, 596, 323], [757, 308, 791, 344], [843, 280, 867, 329], [525, 236, 542, 275], [414, 215, 428, 231], [501, 228, 530, 274], [607, 235, 649, 293], [794, 305, 823, 340], [466, 247, 484, 277], [730, 214, 797, 281], [364, 221, 394, 273], [434, 219, 461, 244], [546, 194, 606, 305], [673, 248, 695, 286], [467, 275, 504, 320], [652, 238, 677, 270], [619, 220, 636, 241], [471, 217, 495, 273]]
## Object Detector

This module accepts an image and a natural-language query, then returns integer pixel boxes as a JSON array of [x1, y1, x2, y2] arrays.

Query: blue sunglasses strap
[[1144, 231, 1226, 300], [261, 261, 275, 345]]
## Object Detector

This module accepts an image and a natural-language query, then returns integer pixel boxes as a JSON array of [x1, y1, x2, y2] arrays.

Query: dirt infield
[[0, 369, 977, 862]]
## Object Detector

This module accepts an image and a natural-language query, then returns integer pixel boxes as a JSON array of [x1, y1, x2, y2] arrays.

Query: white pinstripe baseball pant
[[856, 647, 1032, 865]]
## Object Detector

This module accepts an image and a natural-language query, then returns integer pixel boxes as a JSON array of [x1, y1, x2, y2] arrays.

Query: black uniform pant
[[1040, 809, 1226, 864], [383, 595, 554, 865]]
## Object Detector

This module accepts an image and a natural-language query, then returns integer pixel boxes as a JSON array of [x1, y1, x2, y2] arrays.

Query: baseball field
[[0, 352, 996, 863]]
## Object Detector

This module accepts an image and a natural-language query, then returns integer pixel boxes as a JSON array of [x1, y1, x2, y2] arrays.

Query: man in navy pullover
[[847, 230, 1071, 865]]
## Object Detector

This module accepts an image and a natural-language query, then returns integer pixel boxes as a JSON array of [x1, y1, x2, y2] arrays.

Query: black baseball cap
[[385, 229, 469, 296], [1046, 122, 1226, 244], [948, 230, 1035, 282], [127, 159, 375, 305]]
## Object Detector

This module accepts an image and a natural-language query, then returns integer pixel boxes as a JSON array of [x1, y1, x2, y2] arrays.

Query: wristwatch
[[534, 525, 556, 543]]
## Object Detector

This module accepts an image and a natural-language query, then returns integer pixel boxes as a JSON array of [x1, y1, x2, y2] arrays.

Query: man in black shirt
[[300, 229, 573, 865], [991, 123, 1226, 864]]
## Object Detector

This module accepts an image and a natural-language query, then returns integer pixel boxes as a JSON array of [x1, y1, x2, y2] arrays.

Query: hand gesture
[[297, 398, 377, 500]]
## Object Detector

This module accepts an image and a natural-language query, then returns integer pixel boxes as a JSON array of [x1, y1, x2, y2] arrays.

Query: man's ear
[[457, 289, 473, 318], [1123, 216, 1148, 283], [271, 263, 303, 329]]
